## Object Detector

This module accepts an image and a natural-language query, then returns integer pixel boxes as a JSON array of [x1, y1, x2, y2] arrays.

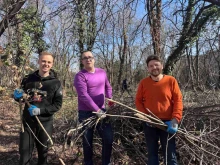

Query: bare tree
[[146, 0, 162, 57], [75, 0, 97, 69], [205, 0, 220, 6], [95, 0, 142, 90], [163, 1, 220, 75], [46, 8, 77, 96], [0, 0, 26, 37]]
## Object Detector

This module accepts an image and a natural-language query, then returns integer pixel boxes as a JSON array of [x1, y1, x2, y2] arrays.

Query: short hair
[[39, 51, 54, 59], [81, 50, 93, 57], [146, 55, 162, 66]]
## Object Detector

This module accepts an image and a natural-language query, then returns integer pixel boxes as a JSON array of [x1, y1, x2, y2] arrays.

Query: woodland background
[[0, 0, 220, 165]]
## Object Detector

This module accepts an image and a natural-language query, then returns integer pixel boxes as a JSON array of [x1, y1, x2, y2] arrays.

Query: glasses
[[82, 56, 94, 60]]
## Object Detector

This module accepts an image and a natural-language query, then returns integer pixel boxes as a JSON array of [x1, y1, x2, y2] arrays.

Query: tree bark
[[117, 27, 127, 90], [0, 0, 26, 37], [163, 3, 219, 75], [147, 0, 162, 57]]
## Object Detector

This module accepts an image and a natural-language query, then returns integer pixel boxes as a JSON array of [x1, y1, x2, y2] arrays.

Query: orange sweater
[[135, 75, 183, 122]]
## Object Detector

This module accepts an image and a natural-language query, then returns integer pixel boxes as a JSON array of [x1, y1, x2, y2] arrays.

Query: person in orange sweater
[[135, 55, 183, 165]]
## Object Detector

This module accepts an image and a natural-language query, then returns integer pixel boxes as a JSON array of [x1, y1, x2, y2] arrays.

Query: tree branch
[[205, 0, 220, 6], [0, 0, 26, 37]]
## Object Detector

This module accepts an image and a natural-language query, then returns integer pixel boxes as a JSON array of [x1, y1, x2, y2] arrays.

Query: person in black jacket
[[121, 78, 131, 96], [122, 79, 128, 92], [14, 51, 63, 165]]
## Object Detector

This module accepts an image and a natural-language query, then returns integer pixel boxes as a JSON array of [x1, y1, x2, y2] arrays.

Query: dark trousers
[[19, 119, 53, 165], [143, 123, 178, 165], [78, 110, 114, 165]]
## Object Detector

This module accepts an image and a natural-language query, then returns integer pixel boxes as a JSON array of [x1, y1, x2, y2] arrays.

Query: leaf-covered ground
[[0, 99, 84, 165], [1, 93, 220, 165], [0, 99, 21, 165], [0, 97, 141, 165]]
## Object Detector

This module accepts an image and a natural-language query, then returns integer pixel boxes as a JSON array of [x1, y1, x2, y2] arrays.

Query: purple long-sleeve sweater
[[74, 68, 112, 111]]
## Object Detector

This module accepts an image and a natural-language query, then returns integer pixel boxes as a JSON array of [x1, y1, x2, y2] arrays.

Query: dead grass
[[0, 90, 220, 164]]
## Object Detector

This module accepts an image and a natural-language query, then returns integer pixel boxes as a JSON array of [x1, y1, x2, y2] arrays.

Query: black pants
[[19, 119, 53, 165], [143, 122, 178, 165], [78, 110, 114, 165]]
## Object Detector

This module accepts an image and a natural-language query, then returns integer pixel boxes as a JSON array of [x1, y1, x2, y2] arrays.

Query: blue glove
[[14, 89, 24, 99], [165, 118, 178, 134], [28, 105, 41, 116]]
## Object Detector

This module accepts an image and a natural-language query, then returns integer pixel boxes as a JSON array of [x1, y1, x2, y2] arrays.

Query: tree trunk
[[195, 39, 199, 87], [76, 0, 97, 70], [147, 0, 162, 57], [163, 3, 218, 75], [0, 0, 26, 37], [117, 28, 127, 90]]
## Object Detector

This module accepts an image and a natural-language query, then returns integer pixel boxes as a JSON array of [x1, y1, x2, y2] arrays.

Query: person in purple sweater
[[74, 50, 114, 165]]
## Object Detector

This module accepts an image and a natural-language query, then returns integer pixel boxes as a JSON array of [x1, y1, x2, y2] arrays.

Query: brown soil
[[0, 100, 83, 165]]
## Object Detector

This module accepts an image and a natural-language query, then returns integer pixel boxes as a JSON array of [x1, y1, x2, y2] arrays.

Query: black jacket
[[21, 70, 63, 122]]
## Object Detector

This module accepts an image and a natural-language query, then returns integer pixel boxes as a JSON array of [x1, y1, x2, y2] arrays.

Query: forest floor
[[1, 92, 220, 165], [0, 95, 137, 165], [0, 99, 86, 165], [0, 100, 21, 165]]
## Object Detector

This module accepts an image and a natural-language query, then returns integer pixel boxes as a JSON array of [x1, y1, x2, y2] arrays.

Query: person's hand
[[96, 109, 106, 119], [108, 101, 115, 108], [13, 88, 24, 99], [165, 118, 178, 134], [28, 105, 40, 116]]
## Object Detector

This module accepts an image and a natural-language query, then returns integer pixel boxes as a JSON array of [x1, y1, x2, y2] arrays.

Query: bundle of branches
[[179, 104, 220, 164], [62, 97, 220, 164]]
